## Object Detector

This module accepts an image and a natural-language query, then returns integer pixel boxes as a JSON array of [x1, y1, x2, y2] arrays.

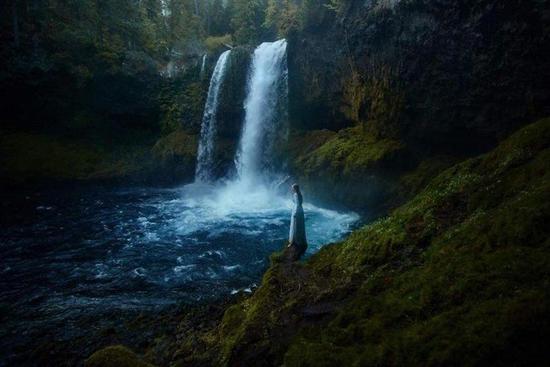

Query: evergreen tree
[[231, 0, 267, 44]]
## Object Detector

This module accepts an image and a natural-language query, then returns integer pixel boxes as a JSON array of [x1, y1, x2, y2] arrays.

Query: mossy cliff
[[0, 129, 198, 187], [285, 0, 550, 212], [288, 126, 410, 213], [286, 124, 463, 214], [89, 117, 549, 366]]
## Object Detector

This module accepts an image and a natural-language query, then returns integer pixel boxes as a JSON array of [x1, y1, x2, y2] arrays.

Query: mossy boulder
[[150, 129, 198, 184], [297, 126, 405, 176], [185, 117, 550, 366], [85, 345, 154, 367], [290, 126, 411, 212]]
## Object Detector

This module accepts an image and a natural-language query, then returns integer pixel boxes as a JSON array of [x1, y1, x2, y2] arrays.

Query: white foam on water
[[177, 180, 359, 250]]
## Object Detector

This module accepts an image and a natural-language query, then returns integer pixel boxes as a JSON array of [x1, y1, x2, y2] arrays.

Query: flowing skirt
[[289, 206, 307, 255]]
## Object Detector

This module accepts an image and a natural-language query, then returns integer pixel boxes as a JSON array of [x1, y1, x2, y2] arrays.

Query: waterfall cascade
[[235, 39, 288, 187], [184, 38, 356, 252], [200, 54, 207, 78], [195, 50, 231, 182]]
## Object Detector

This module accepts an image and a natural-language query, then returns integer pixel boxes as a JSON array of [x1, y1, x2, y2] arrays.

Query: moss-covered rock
[[151, 129, 197, 164], [289, 125, 412, 213], [149, 129, 198, 184], [183, 117, 550, 366], [205, 35, 233, 54], [85, 345, 154, 367], [297, 126, 404, 176]]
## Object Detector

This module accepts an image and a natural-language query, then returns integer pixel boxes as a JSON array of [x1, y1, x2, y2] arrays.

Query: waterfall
[[195, 50, 231, 182], [235, 39, 288, 187], [200, 54, 207, 78]]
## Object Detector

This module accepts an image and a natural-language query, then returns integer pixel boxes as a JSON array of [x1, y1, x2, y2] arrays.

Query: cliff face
[[291, 0, 550, 143], [286, 0, 550, 212]]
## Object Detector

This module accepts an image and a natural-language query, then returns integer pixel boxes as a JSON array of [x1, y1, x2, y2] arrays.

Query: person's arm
[[275, 175, 291, 190]]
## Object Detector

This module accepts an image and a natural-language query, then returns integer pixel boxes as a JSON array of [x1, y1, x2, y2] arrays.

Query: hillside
[[87, 117, 549, 366]]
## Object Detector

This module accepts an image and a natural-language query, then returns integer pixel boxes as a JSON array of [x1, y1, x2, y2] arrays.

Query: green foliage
[[264, 0, 300, 37], [231, 0, 268, 44], [205, 34, 234, 52], [165, 0, 204, 54], [288, 118, 550, 365]]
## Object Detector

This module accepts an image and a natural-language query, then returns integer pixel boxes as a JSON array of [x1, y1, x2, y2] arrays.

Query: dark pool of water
[[0, 183, 358, 364]]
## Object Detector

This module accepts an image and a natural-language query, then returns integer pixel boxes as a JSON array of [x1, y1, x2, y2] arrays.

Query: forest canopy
[[0, 0, 333, 135]]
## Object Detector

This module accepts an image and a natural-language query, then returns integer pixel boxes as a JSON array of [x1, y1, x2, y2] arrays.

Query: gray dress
[[289, 192, 307, 254]]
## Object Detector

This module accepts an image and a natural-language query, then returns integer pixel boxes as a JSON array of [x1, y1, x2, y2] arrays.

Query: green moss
[[210, 117, 550, 367], [340, 67, 404, 139], [0, 133, 103, 182], [0, 129, 199, 185], [297, 125, 404, 177], [283, 117, 550, 366], [85, 345, 154, 367], [291, 125, 407, 213], [398, 155, 459, 198], [159, 80, 206, 135], [151, 129, 198, 161], [286, 129, 337, 161], [205, 35, 233, 53]]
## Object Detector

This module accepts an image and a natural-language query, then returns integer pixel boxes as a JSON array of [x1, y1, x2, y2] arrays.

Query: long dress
[[289, 192, 307, 256]]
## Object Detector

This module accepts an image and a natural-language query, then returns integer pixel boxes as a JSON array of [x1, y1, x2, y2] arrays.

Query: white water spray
[[195, 50, 231, 182]]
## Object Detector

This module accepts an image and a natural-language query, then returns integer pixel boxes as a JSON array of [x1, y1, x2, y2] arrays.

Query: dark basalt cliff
[[290, 0, 550, 142]]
